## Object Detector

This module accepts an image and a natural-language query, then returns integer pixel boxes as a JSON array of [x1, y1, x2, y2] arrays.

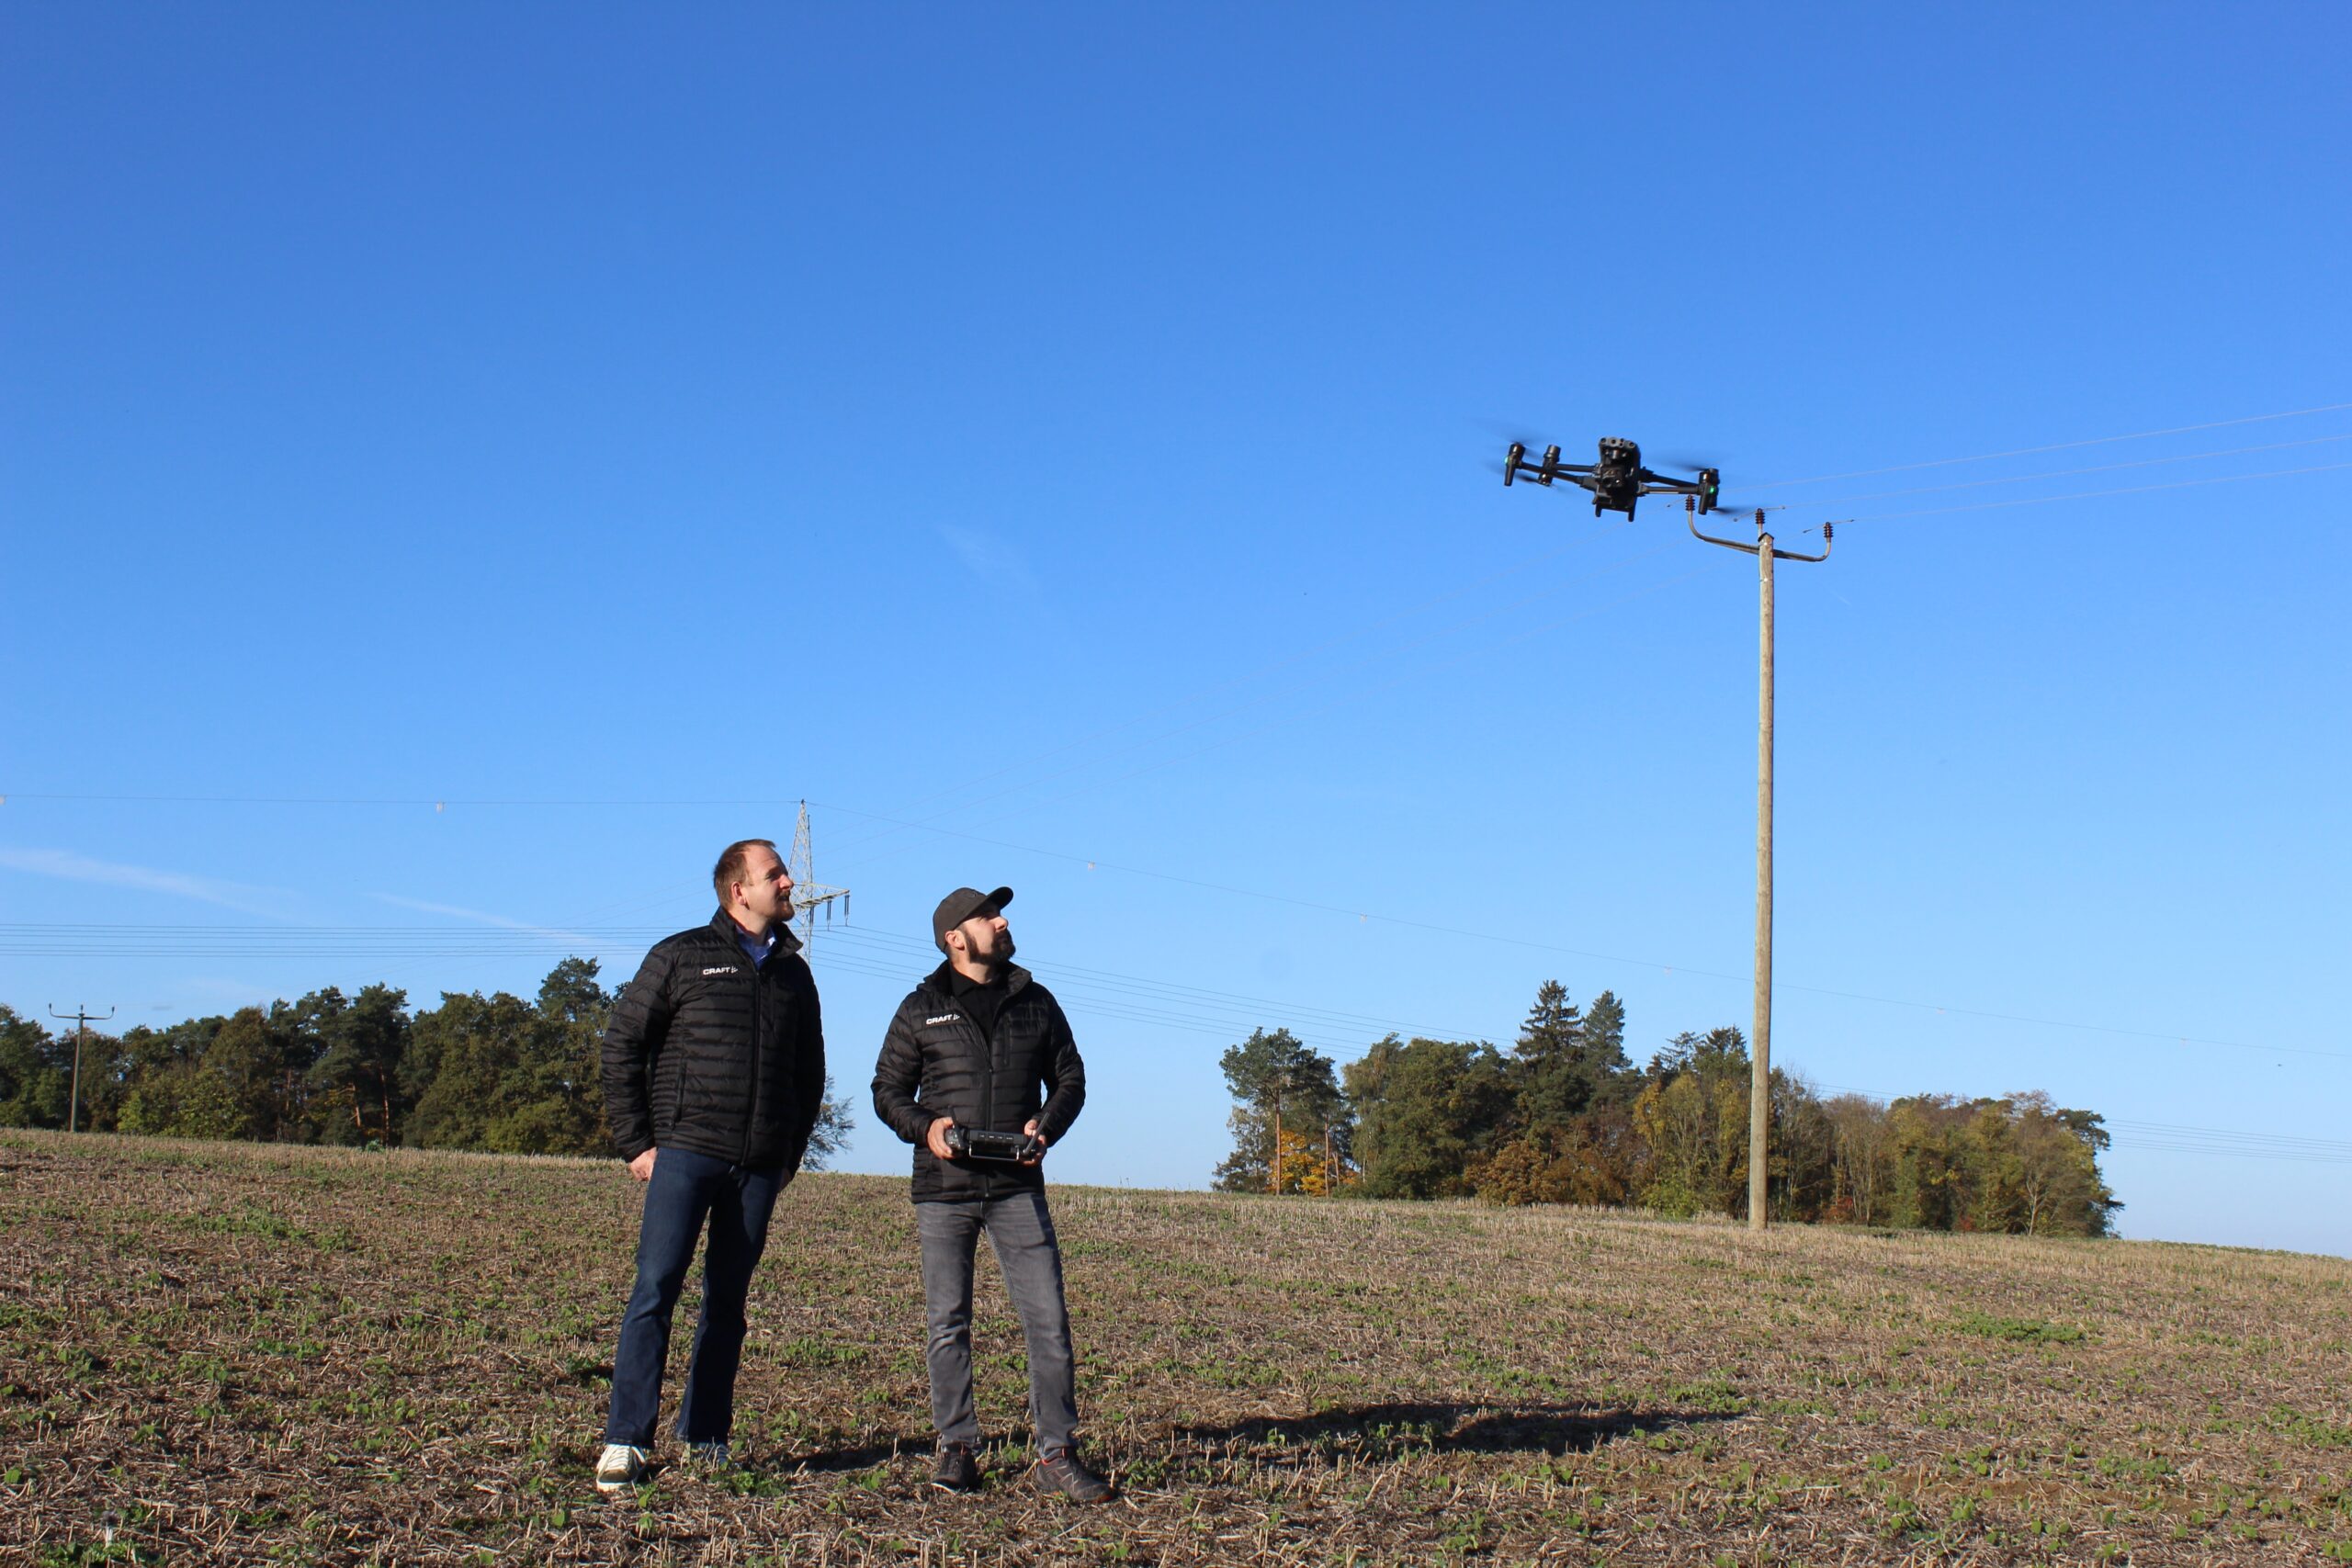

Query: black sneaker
[[930, 1441, 981, 1493], [1034, 1446, 1112, 1503], [682, 1439, 732, 1472]]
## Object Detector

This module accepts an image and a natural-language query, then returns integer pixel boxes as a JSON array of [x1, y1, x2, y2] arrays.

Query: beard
[[976, 930, 1014, 965]]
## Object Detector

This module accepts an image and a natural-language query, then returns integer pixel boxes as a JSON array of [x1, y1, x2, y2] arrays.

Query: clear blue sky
[[6, 6, 2348, 1254]]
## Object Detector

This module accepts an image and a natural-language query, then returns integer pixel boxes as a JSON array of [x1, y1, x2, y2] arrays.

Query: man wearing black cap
[[871, 886, 1109, 1502]]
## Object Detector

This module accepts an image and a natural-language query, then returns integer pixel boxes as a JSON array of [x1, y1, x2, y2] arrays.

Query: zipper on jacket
[[975, 995, 1000, 1199], [741, 941, 763, 1167]]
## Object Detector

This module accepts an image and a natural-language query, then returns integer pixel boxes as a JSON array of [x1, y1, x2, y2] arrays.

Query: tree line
[[2, 963, 2119, 1236], [1216, 980, 2121, 1237], [0, 960, 851, 1165]]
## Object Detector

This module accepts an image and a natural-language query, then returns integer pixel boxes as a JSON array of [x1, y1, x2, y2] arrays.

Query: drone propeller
[[1476, 416, 1547, 444], [1651, 450, 1728, 475]]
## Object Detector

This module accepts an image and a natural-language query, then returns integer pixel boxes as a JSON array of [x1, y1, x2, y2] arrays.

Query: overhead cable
[[1793, 430, 2352, 509], [822, 524, 1641, 863], [1841, 459, 2352, 524], [4, 784, 2342, 1066], [1751, 400, 2352, 489], [827, 544, 1694, 878], [1808, 1081, 2352, 1168]]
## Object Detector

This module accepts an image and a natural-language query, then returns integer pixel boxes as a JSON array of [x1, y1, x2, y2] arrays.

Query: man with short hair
[[594, 840, 826, 1492], [871, 886, 1110, 1501]]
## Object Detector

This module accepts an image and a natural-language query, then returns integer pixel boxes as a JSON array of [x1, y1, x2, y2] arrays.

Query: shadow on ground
[[766, 1431, 931, 1472], [1180, 1401, 1736, 1464], [755, 1403, 1737, 1476]]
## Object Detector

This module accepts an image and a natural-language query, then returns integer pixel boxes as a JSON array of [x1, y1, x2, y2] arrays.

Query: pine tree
[[1512, 980, 1586, 1135], [1577, 990, 1633, 1106]]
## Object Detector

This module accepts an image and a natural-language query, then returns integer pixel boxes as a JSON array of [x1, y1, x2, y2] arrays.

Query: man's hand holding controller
[[926, 1116, 1046, 1165]]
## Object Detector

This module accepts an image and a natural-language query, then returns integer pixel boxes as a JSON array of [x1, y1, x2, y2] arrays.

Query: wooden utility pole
[[1494, 448, 1837, 1234], [1686, 503, 1830, 1232], [48, 1004, 114, 1134], [1752, 530, 1778, 1233]]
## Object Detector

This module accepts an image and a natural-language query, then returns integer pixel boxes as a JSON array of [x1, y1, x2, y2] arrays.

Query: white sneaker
[[595, 1443, 650, 1493], [683, 1440, 731, 1470]]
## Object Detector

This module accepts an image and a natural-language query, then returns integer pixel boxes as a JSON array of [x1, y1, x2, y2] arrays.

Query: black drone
[[1502, 436, 1720, 520]]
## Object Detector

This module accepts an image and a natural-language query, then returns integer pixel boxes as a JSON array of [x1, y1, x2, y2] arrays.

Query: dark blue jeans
[[604, 1146, 786, 1447]]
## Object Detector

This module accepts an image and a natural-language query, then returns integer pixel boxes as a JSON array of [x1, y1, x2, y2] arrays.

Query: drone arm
[[1505, 459, 1599, 486]]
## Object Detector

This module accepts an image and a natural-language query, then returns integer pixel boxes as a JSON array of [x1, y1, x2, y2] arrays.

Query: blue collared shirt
[[736, 923, 780, 968]]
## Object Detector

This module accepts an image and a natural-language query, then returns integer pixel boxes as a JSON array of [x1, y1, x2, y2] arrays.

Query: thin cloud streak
[[0, 845, 295, 919], [370, 892, 602, 953], [937, 524, 1041, 593]]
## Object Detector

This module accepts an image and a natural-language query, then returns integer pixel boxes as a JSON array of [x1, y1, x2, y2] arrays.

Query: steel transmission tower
[[787, 801, 851, 954]]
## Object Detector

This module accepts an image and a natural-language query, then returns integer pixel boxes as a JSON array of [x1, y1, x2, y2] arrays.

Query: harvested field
[[6, 1130, 2350, 1566]]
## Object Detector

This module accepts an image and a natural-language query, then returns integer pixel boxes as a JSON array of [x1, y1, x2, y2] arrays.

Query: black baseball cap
[[932, 886, 1014, 951]]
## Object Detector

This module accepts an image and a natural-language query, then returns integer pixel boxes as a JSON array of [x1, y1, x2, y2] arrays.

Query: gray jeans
[[916, 1191, 1079, 1452]]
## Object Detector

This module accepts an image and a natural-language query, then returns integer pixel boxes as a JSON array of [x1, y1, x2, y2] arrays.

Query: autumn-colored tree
[[1632, 1028, 1752, 1218], [1873, 1092, 2118, 1237], [1824, 1092, 1894, 1224], [2008, 1093, 2117, 1235], [1214, 1028, 1350, 1193], [1268, 1124, 1357, 1195], [9, 963, 2120, 1234]]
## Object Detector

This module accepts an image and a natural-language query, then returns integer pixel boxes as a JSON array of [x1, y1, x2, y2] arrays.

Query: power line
[[1839, 458, 2352, 524], [2109, 1116, 2352, 1155], [806, 947, 1383, 1055], [0, 792, 806, 807], [1750, 400, 2352, 490], [817, 923, 1487, 1042], [1807, 1080, 2352, 1168], [812, 525, 1623, 863], [6, 762, 2344, 1067], [9, 402, 2347, 1064], [0, 920, 1488, 1055], [0, 531, 1625, 833], [798, 807, 2352, 1067], [820, 524, 1642, 863], [29, 929, 2337, 1175], [825, 541, 1690, 878], [1790, 430, 2352, 509], [33, 418, 2334, 841]]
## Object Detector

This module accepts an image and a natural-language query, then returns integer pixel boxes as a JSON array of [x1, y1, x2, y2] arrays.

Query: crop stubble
[[3, 1131, 2349, 1565]]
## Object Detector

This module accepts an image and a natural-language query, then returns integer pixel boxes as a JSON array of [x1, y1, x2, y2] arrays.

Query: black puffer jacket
[[871, 962, 1086, 1202], [601, 910, 826, 1170]]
